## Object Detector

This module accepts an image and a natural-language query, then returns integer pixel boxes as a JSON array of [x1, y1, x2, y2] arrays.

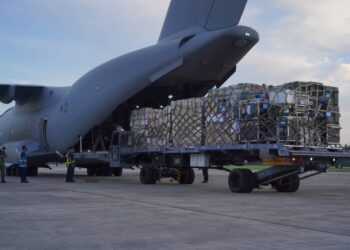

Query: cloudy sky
[[1, 0, 350, 142]]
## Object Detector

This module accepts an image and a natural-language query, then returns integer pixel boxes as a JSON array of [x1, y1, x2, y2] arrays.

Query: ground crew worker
[[66, 148, 76, 183], [202, 168, 209, 183], [0, 147, 7, 183], [19, 146, 29, 183]]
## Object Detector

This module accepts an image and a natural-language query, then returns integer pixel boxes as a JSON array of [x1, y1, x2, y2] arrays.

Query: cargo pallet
[[75, 131, 350, 193]]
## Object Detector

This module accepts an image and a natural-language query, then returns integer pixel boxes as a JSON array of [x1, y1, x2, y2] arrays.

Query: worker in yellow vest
[[66, 148, 76, 183]]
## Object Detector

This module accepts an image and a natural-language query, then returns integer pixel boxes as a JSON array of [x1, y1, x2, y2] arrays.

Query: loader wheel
[[6, 166, 15, 176], [335, 162, 343, 169], [27, 166, 38, 177], [94, 166, 109, 176], [140, 167, 158, 184], [87, 168, 94, 176], [228, 169, 255, 193], [179, 168, 195, 184], [114, 168, 123, 177], [272, 175, 300, 193], [102, 166, 113, 176]]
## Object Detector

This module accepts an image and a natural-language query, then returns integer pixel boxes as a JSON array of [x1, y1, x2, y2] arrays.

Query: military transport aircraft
[[0, 0, 258, 175]]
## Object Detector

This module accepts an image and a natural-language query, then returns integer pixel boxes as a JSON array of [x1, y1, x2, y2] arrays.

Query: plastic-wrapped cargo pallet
[[207, 84, 277, 143], [238, 99, 278, 142], [271, 82, 340, 146], [207, 83, 269, 101], [129, 81, 341, 148], [205, 92, 240, 145], [130, 108, 171, 147], [130, 108, 156, 147], [171, 98, 204, 147]]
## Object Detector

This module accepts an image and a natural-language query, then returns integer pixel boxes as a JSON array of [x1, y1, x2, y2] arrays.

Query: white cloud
[[0, 0, 171, 85], [242, 6, 263, 23], [1, 0, 350, 143], [270, 0, 350, 53], [235, 0, 350, 143], [332, 63, 350, 83]]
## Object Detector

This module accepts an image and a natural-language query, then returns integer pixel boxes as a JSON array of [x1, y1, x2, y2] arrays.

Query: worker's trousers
[[66, 166, 75, 182], [19, 167, 27, 183], [0, 164, 5, 182], [202, 168, 209, 182]]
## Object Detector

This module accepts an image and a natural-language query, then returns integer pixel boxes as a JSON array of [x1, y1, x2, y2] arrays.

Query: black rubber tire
[[32, 167, 38, 176], [228, 169, 255, 193], [27, 167, 38, 177], [272, 175, 300, 193], [140, 167, 158, 184], [114, 168, 123, 177], [87, 168, 94, 176], [102, 166, 112, 176], [95, 166, 104, 176], [9, 166, 20, 177], [335, 162, 343, 169], [179, 168, 195, 184], [6, 166, 13, 176], [189, 168, 195, 184], [15, 166, 20, 177]]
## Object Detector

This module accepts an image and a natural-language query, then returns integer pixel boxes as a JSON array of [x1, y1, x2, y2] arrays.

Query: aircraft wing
[[2, 140, 65, 167], [26, 151, 65, 166], [0, 83, 44, 104]]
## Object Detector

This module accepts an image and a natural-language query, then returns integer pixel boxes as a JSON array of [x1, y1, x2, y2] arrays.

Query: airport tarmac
[[0, 166, 349, 250]]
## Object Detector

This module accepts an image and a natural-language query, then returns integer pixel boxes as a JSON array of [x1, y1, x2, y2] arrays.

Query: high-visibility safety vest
[[19, 159, 27, 168], [66, 153, 75, 167], [19, 152, 27, 168]]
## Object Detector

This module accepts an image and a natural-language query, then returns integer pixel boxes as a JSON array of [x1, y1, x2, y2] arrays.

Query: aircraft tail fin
[[159, 0, 248, 41]]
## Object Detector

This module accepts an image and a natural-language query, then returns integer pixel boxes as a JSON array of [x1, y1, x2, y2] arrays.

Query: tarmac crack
[[66, 188, 350, 239]]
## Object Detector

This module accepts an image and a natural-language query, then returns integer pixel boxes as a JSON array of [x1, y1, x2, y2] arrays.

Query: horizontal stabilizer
[[159, 0, 248, 41], [0, 83, 44, 104]]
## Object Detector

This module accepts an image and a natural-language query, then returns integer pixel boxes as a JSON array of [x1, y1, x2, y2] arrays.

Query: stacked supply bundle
[[130, 108, 157, 147], [208, 83, 269, 101], [206, 84, 274, 144], [270, 82, 340, 146], [129, 81, 341, 148], [238, 99, 278, 142], [171, 98, 205, 147], [154, 106, 172, 147], [204, 95, 240, 145], [130, 108, 171, 147]]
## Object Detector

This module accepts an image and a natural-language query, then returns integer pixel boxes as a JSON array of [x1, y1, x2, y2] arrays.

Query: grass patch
[[225, 165, 267, 171], [224, 164, 350, 173], [328, 167, 350, 173]]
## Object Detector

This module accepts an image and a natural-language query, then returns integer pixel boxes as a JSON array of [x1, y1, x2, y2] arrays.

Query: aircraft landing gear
[[6, 165, 19, 177], [27, 166, 38, 177], [87, 168, 94, 176], [87, 166, 122, 177], [113, 168, 123, 177]]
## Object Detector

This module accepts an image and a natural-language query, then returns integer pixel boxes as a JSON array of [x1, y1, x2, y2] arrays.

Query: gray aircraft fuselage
[[0, 0, 259, 165]]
